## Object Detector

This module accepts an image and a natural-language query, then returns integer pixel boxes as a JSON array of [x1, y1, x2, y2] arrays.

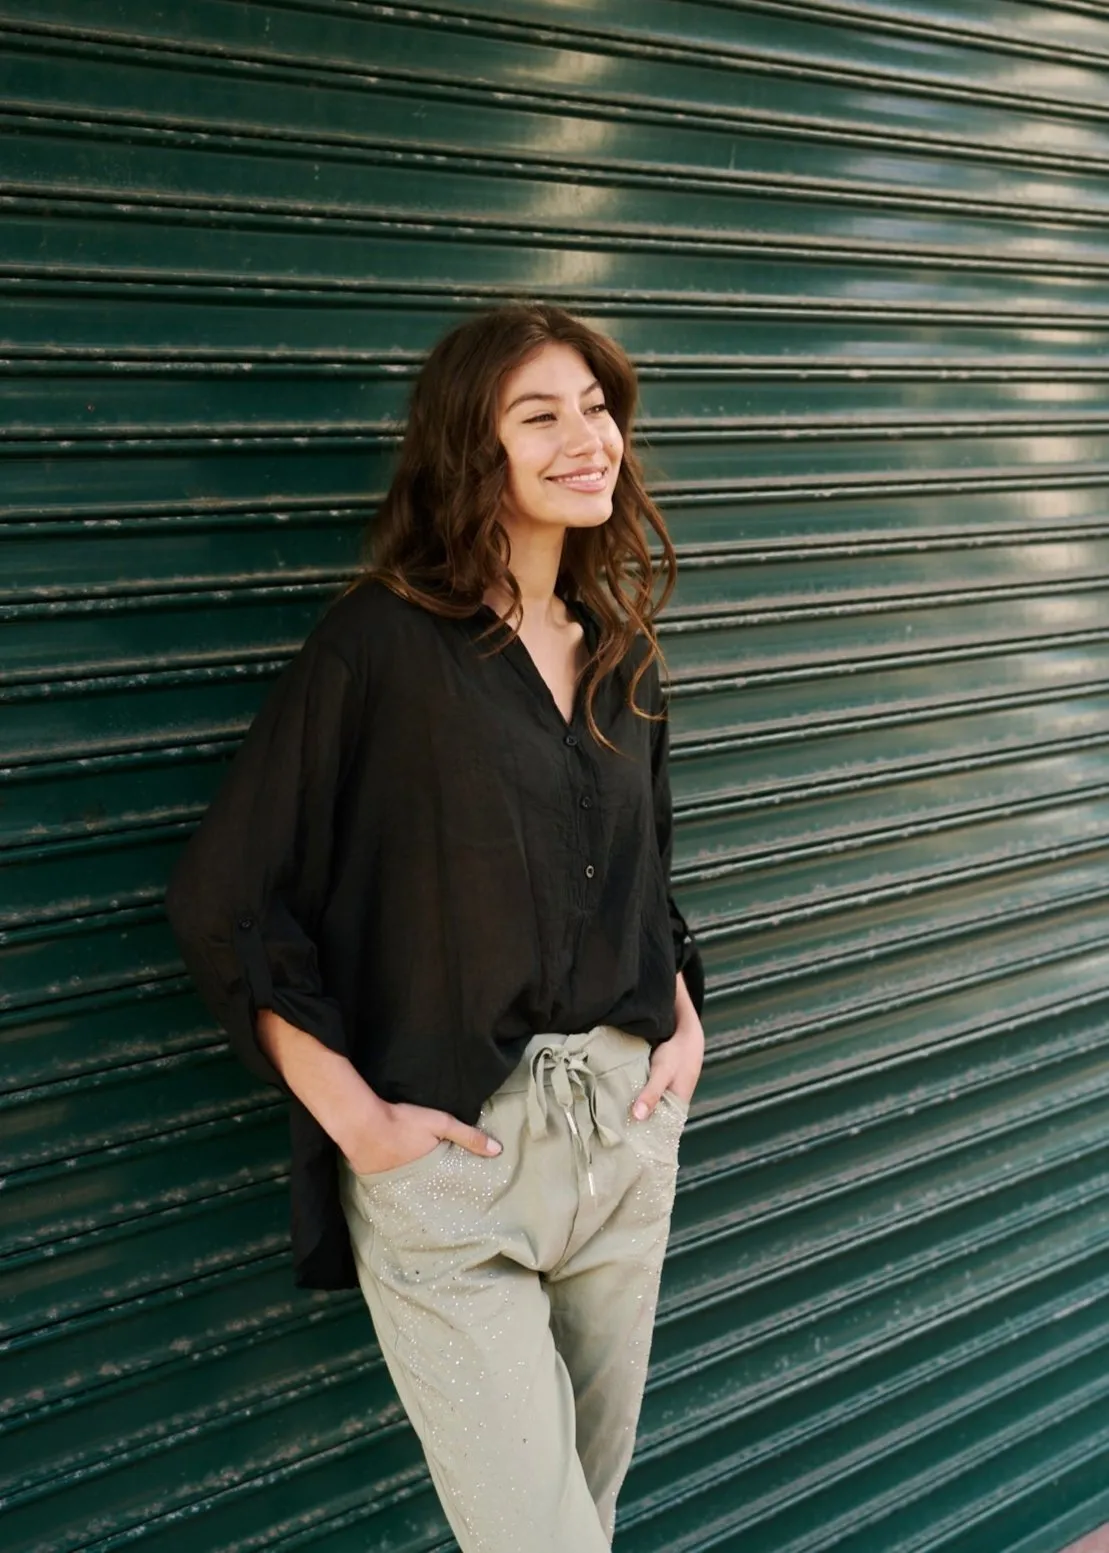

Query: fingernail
[[486, 1137, 502, 1155], [632, 1101, 648, 1121]]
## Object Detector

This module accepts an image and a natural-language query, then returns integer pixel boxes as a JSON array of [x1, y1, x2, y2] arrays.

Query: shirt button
[[585, 864, 595, 879], [580, 795, 593, 809], [564, 733, 578, 747]]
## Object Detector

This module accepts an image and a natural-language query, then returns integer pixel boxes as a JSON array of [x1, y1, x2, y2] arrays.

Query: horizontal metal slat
[[9, 202, 1109, 310], [732, 0, 1109, 69], [685, 983, 1109, 1185], [665, 598, 1109, 702], [0, 916, 184, 1014], [637, 1349, 1109, 1553], [0, 987, 211, 1095], [8, 0, 1109, 131], [12, 379, 1109, 455], [10, 521, 1109, 619], [2, 660, 1106, 863], [707, 913, 1109, 1083], [0, 1254, 324, 1425], [630, 1279, 1105, 1553], [706, 854, 1109, 998], [0, 1044, 272, 1175], [12, 122, 1109, 263], [6, 287, 1109, 369], [0, 1116, 284, 1263], [0, 1368, 427, 1553], [0, 1179, 289, 1341], [634, 1275, 1109, 1549], [650, 1173, 1109, 1502], [10, 426, 1109, 506], [7, 95, 1109, 242], [0, 745, 235, 853], [0, 1307, 382, 1512], [9, 575, 1109, 745], [6, 3, 1109, 192]]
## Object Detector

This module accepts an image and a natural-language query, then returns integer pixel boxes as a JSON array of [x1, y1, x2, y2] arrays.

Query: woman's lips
[[547, 468, 607, 490]]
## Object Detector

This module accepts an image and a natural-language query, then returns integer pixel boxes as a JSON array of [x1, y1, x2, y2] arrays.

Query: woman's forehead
[[499, 342, 597, 408]]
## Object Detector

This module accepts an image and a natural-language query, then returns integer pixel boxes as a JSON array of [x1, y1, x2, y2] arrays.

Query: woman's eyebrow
[[504, 379, 602, 414]]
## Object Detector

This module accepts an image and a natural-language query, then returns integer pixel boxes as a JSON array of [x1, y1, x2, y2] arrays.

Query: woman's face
[[496, 342, 624, 534]]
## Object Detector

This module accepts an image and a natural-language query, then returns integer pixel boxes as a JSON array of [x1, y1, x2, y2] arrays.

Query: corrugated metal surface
[[4, 1, 1109, 1548]]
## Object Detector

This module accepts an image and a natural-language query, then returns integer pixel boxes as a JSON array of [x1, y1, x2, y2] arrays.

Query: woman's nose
[[564, 415, 604, 457]]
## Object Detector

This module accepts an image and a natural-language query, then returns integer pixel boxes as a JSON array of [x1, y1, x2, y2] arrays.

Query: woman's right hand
[[254, 1008, 501, 1176], [342, 1099, 502, 1177]]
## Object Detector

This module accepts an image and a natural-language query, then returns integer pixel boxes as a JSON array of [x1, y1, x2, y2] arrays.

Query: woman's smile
[[546, 466, 608, 491]]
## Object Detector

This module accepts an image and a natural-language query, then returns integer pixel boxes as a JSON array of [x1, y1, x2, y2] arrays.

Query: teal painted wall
[[3, 3, 1109, 1549]]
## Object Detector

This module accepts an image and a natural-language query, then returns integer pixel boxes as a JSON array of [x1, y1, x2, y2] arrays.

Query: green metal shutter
[[4, 2, 1109, 1549]]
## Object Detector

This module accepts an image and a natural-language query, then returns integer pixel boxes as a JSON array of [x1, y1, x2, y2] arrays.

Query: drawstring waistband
[[526, 1040, 622, 1198]]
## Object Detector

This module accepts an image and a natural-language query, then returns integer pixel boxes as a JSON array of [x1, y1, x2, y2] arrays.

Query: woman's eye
[[522, 403, 606, 425]]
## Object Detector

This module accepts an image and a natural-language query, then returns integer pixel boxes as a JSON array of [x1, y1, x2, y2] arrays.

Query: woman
[[165, 302, 705, 1551]]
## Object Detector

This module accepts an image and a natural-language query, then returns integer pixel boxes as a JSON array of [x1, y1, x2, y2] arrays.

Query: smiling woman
[[490, 342, 626, 722], [364, 302, 679, 751], [165, 302, 705, 1553], [499, 341, 623, 509]]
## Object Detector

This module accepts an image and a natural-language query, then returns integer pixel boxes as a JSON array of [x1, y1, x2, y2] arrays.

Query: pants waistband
[[494, 1024, 647, 1096], [498, 1025, 647, 1200]]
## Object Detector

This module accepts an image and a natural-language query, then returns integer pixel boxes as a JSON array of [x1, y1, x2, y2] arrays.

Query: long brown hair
[[356, 302, 678, 749]]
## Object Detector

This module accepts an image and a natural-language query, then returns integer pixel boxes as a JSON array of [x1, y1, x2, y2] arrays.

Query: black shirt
[[165, 580, 704, 1290]]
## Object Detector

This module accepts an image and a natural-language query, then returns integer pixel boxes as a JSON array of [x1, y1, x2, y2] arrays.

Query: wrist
[[253, 1007, 388, 1154], [328, 1085, 390, 1161], [671, 1014, 704, 1050]]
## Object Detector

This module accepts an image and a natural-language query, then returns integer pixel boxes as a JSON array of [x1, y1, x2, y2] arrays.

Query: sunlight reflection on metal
[[1025, 436, 1094, 464], [1024, 543, 1096, 574], [1018, 488, 1103, 525], [1027, 595, 1105, 628], [1014, 384, 1097, 406], [506, 49, 622, 291], [1008, 120, 1105, 157]]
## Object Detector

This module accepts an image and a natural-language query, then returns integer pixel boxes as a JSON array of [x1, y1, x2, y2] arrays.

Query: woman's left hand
[[632, 978, 704, 1120]]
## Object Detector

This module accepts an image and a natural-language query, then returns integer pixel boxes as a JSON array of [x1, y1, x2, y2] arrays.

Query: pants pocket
[[658, 1087, 690, 1122], [349, 1138, 452, 1204], [619, 1055, 686, 1170]]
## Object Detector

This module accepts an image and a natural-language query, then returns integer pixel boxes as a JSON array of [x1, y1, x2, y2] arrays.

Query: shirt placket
[[561, 727, 600, 908]]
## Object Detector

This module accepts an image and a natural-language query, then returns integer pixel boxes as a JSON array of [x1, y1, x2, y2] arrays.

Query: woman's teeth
[[549, 470, 606, 490]]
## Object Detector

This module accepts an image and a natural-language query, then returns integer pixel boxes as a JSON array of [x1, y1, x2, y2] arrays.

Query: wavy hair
[[356, 302, 678, 749]]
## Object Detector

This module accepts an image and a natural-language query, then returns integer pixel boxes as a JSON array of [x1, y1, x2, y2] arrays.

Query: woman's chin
[[503, 496, 613, 532], [556, 496, 613, 527]]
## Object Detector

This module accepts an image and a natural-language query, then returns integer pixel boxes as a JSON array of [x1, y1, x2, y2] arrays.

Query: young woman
[[165, 302, 705, 1551]]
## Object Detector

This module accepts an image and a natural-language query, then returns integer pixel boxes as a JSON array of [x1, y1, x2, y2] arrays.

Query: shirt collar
[[467, 591, 600, 651]]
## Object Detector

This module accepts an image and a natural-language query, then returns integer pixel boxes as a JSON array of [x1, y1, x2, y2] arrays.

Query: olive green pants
[[338, 1023, 686, 1551]]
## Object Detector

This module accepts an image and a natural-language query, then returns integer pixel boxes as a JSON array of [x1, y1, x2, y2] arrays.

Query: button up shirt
[[165, 580, 703, 1289]]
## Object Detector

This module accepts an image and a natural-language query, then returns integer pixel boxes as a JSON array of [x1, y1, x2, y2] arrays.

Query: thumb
[[438, 1114, 503, 1158], [632, 1063, 670, 1122]]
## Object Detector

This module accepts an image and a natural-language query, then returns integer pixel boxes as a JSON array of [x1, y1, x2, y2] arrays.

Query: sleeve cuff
[[231, 911, 348, 1087], [676, 931, 705, 1019], [267, 986, 348, 1058], [669, 892, 705, 1019]]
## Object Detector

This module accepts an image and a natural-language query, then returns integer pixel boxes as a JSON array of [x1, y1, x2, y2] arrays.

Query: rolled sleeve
[[164, 632, 362, 1084]]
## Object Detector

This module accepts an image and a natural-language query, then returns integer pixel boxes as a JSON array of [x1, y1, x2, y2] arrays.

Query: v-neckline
[[476, 595, 594, 731]]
